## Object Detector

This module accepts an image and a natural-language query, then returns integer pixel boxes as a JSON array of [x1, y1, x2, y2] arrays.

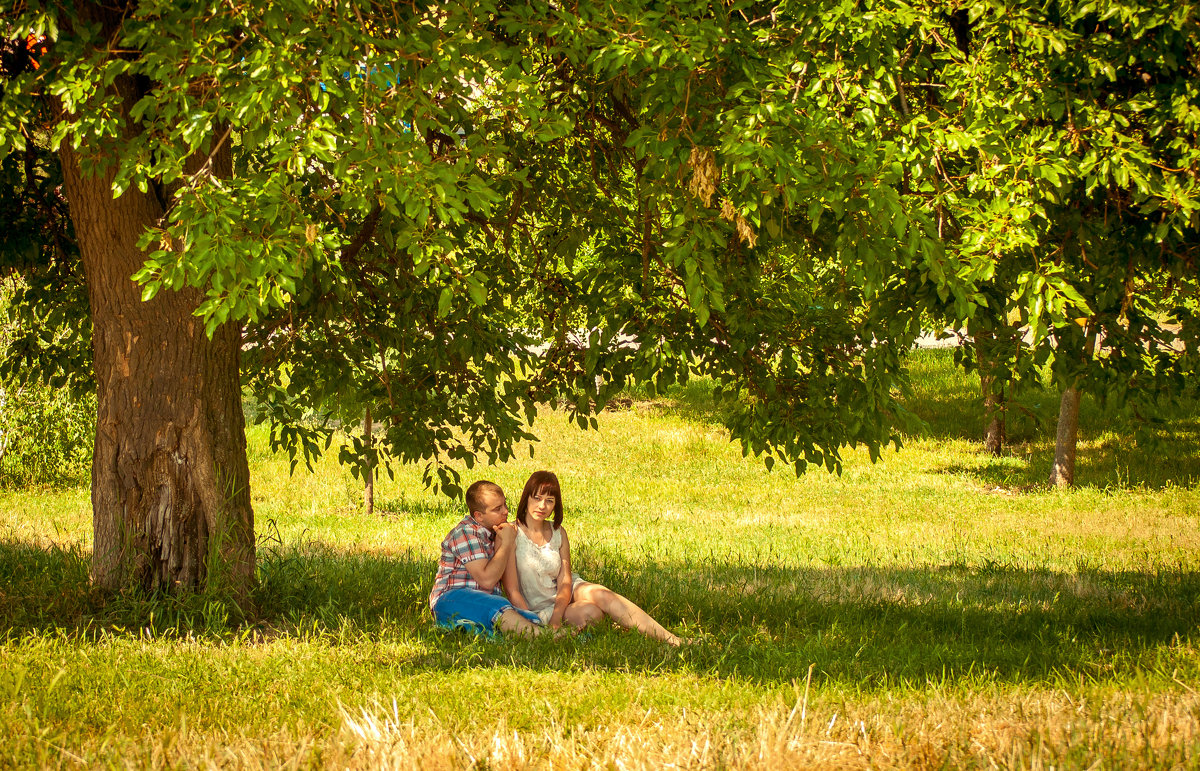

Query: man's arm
[[464, 522, 516, 592]]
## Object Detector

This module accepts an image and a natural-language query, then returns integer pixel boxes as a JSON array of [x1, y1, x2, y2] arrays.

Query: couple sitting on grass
[[428, 470, 682, 646]]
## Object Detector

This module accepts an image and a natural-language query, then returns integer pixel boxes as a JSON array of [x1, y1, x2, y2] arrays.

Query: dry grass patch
[[10, 688, 1198, 769]]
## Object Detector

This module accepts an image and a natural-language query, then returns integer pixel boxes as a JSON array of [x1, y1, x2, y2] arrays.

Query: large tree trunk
[[1049, 387, 1081, 487], [58, 71, 253, 596]]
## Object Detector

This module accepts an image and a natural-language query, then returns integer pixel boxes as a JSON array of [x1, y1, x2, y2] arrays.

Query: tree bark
[[1049, 386, 1081, 487], [364, 406, 375, 516], [976, 329, 1006, 456], [1049, 327, 1097, 488], [982, 382, 1005, 455], [58, 64, 253, 596]]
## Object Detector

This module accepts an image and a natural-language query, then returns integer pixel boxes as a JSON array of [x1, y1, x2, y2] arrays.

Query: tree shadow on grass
[[646, 558, 1200, 689], [622, 352, 1200, 490], [2, 537, 1197, 691], [898, 350, 1200, 489], [606, 386, 728, 426], [932, 420, 1200, 491], [898, 349, 1046, 443], [372, 495, 462, 520]]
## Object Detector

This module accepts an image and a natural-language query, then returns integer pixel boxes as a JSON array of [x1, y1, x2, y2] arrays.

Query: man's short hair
[[465, 480, 503, 517]]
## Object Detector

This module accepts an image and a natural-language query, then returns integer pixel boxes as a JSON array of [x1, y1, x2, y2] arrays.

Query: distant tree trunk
[[983, 380, 1005, 455], [0, 386, 8, 470], [1049, 327, 1097, 488], [1049, 387, 1081, 487], [58, 56, 253, 595], [976, 329, 1006, 456], [364, 405, 374, 516]]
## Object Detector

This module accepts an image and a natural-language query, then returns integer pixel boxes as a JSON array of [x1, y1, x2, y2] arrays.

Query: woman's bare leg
[[495, 608, 542, 638], [573, 583, 680, 645], [564, 601, 604, 628]]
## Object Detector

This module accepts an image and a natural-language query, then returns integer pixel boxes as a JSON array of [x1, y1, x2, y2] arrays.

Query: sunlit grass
[[1, 349, 1198, 768]]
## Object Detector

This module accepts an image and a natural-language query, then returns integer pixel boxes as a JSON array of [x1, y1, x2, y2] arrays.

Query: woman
[[502, 470, 681, 645]]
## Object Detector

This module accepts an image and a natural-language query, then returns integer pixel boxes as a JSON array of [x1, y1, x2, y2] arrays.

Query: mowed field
[[1, 350, 1199, 769]]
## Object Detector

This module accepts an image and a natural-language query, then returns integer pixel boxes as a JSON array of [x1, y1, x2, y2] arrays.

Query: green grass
[[1, 349, 1199, 768]]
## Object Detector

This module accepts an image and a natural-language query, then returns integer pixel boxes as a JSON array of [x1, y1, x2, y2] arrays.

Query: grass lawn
[[1, 349, 1198, 768]]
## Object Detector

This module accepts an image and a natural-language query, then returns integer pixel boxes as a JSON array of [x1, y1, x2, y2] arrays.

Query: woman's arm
[[501, 544, 531, 611], [549, 527, 574, 627]]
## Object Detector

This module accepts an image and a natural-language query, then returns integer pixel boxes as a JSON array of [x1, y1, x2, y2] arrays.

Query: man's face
[[472, 489, 510, 532]]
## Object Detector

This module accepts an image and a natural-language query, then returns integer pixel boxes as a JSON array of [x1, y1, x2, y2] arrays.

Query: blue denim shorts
[[432, 588, 541, 634]]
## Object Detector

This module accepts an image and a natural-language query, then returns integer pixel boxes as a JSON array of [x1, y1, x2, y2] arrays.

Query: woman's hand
[[549, 614, 563, 629]]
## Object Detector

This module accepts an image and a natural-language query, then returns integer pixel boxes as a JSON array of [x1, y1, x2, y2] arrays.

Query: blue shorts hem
[[432, 588, 541, 635]]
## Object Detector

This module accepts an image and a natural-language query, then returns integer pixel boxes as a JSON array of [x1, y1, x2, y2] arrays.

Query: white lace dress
[[513, 525, 584, 624]]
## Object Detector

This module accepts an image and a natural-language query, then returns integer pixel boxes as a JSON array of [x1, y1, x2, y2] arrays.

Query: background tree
[[980, 1, 1200, 486], [877, 1, 1200, 479]]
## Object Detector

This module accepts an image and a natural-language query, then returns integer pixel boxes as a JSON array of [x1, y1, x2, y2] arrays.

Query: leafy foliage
[[0, 282, 93, 488], [2, 0, 1198, 494], [0, 128, 88, 394], [908, 2, 1200, 432], [0, 94, 91, 489], [0, 377, 94, 488]]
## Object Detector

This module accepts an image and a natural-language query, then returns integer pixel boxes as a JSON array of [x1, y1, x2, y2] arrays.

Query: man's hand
[[466, 520, 516, 593], [493, 521, 516, 546]]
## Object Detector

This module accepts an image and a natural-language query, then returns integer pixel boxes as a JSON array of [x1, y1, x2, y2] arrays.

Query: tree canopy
[[1, 0, 1197, 589]]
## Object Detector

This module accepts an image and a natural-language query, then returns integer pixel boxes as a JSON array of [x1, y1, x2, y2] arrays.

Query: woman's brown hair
[[515, 470, 564, 529]]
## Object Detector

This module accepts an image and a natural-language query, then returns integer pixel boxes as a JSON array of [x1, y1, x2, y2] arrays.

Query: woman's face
[[526, 486, 557, 525]]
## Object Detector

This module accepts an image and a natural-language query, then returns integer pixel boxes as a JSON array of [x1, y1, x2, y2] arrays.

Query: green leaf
[[466, 276, 487, 307]]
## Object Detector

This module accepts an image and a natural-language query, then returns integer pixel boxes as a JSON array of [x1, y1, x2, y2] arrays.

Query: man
[[429, 479, 543, 636]]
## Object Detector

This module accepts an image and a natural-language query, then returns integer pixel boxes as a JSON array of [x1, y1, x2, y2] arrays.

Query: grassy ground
[[1, 349, 1198, 768]]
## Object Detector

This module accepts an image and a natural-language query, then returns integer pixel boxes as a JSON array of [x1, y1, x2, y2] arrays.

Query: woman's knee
[[591, 587, 618, 611], [566, 602, 603, 626], [576, 583, 618, 611]]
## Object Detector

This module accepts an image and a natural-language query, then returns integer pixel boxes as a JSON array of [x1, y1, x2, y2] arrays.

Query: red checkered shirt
[[429, 515, 500, 610]]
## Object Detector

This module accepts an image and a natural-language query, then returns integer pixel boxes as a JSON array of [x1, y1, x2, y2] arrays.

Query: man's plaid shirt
[[429, 515, 500, 610]]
